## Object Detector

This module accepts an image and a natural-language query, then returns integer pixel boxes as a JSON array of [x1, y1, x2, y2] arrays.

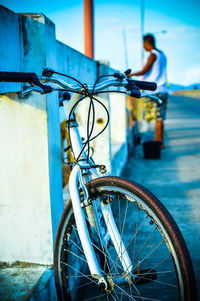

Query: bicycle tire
[[54, 176, 197, 301]]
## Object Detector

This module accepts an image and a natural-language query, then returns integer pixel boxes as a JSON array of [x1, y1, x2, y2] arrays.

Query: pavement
[[123, 94, 200, 300]]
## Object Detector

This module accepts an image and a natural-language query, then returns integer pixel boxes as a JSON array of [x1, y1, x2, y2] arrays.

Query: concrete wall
[[56, 41, 97, 84], [0, 5, 129, 265]]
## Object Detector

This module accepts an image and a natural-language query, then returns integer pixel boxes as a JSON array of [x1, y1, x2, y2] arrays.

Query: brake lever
[[113, 72, 125, 80], [21, 85, 54, 97], [21, 86, 44, 97], [124, 69, 132, 76], [127, 85, 141, 98], [140, 93, 162, 105]]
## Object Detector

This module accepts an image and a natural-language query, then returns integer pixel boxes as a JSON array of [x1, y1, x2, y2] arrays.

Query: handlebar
[[39, 75, 126, 93], [0, 70, 157, 99]]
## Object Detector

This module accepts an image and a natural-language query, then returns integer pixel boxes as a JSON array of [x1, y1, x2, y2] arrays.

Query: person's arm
[[129, 52, 156, 76]]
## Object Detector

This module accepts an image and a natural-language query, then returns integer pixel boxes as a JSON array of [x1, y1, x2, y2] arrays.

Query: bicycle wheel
[[54, 176, 196, 301]]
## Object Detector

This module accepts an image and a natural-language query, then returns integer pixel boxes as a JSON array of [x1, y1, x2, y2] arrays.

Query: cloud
[[185, 66, 200, 85]]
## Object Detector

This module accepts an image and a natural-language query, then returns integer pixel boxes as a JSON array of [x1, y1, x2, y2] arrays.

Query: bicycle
[[0, 69, 197, 301]]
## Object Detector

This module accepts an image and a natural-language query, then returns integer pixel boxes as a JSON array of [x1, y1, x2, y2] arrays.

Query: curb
[[28, 268, 58, 301]]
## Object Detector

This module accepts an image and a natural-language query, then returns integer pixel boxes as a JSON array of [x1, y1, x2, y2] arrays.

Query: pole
[[122, 26, 129, 69], [141, 0, 145, 67], [84, 0, 94, 59]]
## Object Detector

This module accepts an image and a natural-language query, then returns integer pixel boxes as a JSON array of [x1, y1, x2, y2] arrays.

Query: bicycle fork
[[69, 164, 136, 289], [69, 164, 108, 288]]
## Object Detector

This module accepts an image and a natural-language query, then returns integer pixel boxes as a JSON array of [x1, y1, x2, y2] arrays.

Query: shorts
[[151, 93, 168, 120]]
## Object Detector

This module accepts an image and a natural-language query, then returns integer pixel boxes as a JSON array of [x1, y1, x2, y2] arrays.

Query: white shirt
[[144, 49, 168, 94]]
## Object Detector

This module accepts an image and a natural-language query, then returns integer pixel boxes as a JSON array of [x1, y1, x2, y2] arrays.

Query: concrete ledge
[[0, 262, 49, 301], [28, 268, 57, 301]]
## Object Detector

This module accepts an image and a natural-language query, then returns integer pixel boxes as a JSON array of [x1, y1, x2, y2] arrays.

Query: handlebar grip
[[0, 71, 53, 94], [0, 71, 38, 83], [131, 79, 157, 91]]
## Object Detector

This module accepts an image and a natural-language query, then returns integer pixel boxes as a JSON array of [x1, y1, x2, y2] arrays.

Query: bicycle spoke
[[134, 226, 157, 262], [103, 195, 115, 275], [64, 248, 87, 263], [136, 269, 175, 276], [85, 293, 107, 301], [84, 206, 119, 274], [109, 269, 175, 279], [119, 292, 160, 301], [132, 207, 140, 266], [127, 278, 142, 298], [89, 201, 120, 276], [133, 254, 173, 283], [71, 221, 125, 276], [62, 261, 98, 283], [111, 213, 148, 274], [72, 279, 99, 290], [118, 196, 122, 236], [111, 199, 129, 273], [111, 291, 120, 301], [128, 280, 134, 301], [132, 239, 165, 272], [121, 198, 129, 241], [124, 214, 148, 257], [69, 237, 85, 255], [135, 275, 178, 288], [114, 290, 121, 301], [137, 252, 171, 274], [64, 274, 93, 278], [113, 282, 137, 301]]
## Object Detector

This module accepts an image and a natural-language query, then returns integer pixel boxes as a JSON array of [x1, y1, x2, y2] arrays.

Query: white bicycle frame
[[63, 93, 134, 287]]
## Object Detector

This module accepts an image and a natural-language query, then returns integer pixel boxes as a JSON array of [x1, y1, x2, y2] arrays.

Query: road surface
[[123, 95, 200, 299]]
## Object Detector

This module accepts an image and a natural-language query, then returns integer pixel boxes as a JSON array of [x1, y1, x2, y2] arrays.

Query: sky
[[1, 0, 200, 85]]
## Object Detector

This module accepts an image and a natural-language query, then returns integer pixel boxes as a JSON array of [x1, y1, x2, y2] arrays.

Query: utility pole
[[84, 0, 94, 59]]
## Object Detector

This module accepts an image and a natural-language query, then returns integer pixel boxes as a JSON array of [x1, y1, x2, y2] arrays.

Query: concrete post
[[20, 12, 64, 259], [0, 6, 22, 93], [110, 92, 128, 175], [0, 8, 63, 264]]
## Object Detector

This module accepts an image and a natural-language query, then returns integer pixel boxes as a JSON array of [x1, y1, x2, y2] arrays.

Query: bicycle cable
[[66, 73, 123, 164], [85, 74, 114, 162], [67, 95, 109, 163]]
